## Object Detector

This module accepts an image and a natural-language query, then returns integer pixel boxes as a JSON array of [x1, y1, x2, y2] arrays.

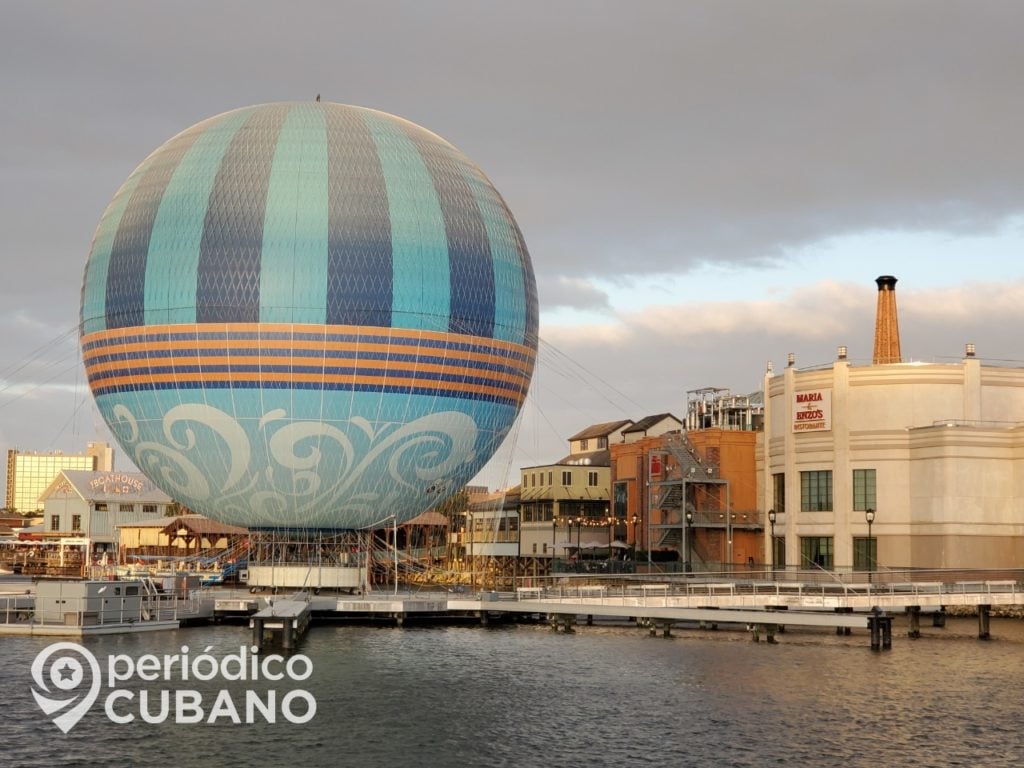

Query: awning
[[402, 510, 449, 527]]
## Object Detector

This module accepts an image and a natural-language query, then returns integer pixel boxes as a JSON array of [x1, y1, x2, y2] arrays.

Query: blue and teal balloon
[[80, 102, 537, 529]]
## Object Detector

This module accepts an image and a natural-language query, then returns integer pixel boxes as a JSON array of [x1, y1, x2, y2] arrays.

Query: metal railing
[[506, 568, 1024, 602]]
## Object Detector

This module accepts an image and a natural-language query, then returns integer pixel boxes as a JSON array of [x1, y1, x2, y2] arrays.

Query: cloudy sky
[[2, 1, 1023, 493]]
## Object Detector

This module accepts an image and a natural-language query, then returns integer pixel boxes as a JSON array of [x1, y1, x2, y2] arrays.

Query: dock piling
[[907, 606, 921, 639], [868, 608, 892, 651]]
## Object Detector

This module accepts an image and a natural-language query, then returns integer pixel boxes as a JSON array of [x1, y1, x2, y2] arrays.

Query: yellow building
[[5, 441, 114, 513], [518, 420, 633, 569]]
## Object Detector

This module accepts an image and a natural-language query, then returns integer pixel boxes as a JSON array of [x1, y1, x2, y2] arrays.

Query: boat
[[0, 577, 214, 636]]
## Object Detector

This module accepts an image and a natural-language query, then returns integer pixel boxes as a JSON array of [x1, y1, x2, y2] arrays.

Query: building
[[610, 411, 761, 571], [455, 486, 522, 587], [36, 470, 173, 559], [685, 387, 763, 431], [518, 420, 633, 575], [761, 276, 1024, 572], [117, 514, 248, 564], [5, 442, 114, 513]]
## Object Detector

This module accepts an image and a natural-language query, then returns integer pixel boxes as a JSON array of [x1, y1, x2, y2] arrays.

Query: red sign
[[649, 453, 663, 476]]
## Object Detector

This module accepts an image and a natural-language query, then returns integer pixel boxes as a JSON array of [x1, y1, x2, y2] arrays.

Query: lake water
[[1, 611, 1022, 767]]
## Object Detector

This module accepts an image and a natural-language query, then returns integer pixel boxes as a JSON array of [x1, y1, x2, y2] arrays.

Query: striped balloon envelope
[[80, 102, 537, 529]]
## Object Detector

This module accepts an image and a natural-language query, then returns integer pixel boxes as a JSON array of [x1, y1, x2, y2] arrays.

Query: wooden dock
[[215, 576, 1024, 651], [250, 598, 312, 650]]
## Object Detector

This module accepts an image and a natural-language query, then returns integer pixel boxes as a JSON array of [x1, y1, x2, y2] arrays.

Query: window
[[143, 504, 157, 514], [71, 515, 81, 531], [800, 471, 832, 512], [547, 472, 553, 486], [800, 536, 833, 569], [531, 473, 536, 487], [853, 536, 876, 572], [772, 473, 785, 514], [119, 504, 136, 514], [542, 542, 548, 554], [853, 469, 876, 512], [561, 470, 572, 486], [613, 481, 628, 518], [95, 503, 108, 512], [532, 543, 537, 554], [50, 515, 60, 531], [580, 439, 589, 451], [587, 471, 598, 487], [597, 437, 607, 449]]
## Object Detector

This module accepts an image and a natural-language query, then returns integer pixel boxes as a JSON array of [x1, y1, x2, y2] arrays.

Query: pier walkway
[[215, 573, 1024, 650]]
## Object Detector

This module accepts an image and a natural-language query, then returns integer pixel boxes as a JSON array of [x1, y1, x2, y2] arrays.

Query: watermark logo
[[31, 642, 102, 733], [31, 642, 316, 732]]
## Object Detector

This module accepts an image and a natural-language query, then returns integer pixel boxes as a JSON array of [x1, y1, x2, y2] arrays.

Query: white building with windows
[[761, 282, 1024, 572], [37, 470, 174, 556]]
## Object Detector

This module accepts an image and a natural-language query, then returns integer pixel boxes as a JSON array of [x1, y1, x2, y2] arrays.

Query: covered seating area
[[119, 514, 248, 564]]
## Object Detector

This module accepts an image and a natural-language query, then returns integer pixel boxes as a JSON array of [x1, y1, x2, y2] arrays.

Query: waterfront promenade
[[5, 570, 1021, 648], [235, 569, 1024, 650]]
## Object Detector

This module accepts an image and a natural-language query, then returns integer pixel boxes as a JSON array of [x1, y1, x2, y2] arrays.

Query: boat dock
[[5, 573, 1019, 647], [250, 597, 312, 650], [213, 575, 1024, 650]]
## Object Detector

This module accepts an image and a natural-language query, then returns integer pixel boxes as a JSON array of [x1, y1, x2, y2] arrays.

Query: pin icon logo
[[31, 642, 101, 733]]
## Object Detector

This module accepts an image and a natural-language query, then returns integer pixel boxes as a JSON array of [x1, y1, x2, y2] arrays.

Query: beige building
[[5, 442, 114, 513], [518, 420, 633, 569], [761, 276, 1024, 572]]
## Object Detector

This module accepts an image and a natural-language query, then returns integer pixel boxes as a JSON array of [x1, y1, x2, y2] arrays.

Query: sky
[[2, 1, 1024, 495]]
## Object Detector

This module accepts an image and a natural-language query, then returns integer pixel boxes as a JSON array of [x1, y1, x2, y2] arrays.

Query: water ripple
[[0, 617, 1022, 767]]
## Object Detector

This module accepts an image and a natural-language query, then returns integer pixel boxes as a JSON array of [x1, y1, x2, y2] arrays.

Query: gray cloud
[[3, 1, 1024, 482], [6, 2, 1024, 292]]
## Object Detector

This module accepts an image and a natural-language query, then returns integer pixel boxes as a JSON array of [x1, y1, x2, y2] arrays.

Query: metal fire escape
[[648, 432, 730, 572]]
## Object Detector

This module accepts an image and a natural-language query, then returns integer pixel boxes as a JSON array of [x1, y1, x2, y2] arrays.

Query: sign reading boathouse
[[792, 389, 831, 432]]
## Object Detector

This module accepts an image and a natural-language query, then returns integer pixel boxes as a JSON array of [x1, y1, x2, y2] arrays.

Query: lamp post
[[392, 514, 399, 596], [865, 507, 875, 585], [767, 509, 777, 580], [568, 517, 581, 571], [629, 514, 640, 561], [466, 510, 474, 593], [684, 510, 693, 574]]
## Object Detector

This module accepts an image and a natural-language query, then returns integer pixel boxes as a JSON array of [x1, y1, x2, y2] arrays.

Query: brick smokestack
[[872, 275, 902, 365]]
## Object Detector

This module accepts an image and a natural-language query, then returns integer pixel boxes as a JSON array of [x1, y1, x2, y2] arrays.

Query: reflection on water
[[1, 615, 1022, 767]]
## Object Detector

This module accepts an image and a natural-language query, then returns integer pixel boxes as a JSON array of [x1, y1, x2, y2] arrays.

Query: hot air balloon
[[80, 102, 538, 536]]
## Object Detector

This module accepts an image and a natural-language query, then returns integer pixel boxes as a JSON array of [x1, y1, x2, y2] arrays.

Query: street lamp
[[865, 508, 875, 585], [628, 514, 640, 561], [465, 510, 474, 593], [767, 509, 776, 580], [684, 509, 693, 573]]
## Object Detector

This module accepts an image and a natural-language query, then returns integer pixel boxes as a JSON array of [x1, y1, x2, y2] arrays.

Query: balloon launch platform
[[225, 572, 1024, 651]]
